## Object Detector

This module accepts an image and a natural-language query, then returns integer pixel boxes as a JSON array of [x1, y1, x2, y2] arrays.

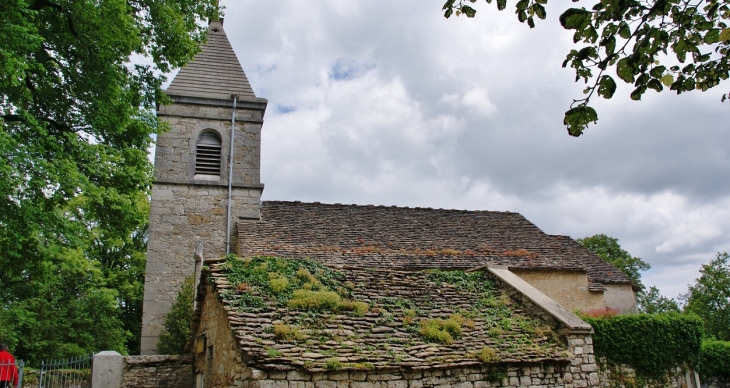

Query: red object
[[0, 350, 18, 387]]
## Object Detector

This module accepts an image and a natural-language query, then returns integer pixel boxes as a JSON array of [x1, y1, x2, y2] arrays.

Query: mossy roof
[[238, 201, 636, 291], [199, 257, 573, 372]]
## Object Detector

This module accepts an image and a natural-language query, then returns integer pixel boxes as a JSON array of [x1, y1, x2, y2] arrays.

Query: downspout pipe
[[226, 95, 238, 255]]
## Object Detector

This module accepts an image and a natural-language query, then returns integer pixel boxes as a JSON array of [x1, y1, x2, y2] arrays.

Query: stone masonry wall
[[245, 361, 585, 388], [121, 355, 193, 388], [508, 270, 606, 313], [565, 334, 599, 388], [141, 100, 265, 355], [141, 182, 262, 354], [154, 104, 263, 185], [195, 284, 252, 387], [596, 360, 700, 388]]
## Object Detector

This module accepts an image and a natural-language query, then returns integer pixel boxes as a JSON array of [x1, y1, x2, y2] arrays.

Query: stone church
[[140, 19, 638, 356]]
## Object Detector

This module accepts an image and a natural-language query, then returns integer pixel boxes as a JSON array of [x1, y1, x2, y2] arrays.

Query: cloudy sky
[[184, 1, 729, 300]]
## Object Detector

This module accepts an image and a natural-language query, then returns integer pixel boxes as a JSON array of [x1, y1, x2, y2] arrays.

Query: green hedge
[[698, 340, 730, 381], [583, 313, 702, 379]]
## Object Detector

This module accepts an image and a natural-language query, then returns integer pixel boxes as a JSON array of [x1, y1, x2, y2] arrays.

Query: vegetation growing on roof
[[272, 324, 307, 341], [425, 269, 493, 293], [475, 346, 501, 363], [213, 256, 566, 370], [288, 289, 342, 311], [324, 357, 342, 370], [221, 255, 368, 315], [419, 315, 463, 344]]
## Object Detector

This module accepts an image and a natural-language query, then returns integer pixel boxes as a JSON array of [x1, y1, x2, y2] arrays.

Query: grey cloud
[[217, 1, 728, 298]]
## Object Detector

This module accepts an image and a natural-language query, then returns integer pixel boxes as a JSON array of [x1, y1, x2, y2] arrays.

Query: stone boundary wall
[[121, 355, 194, 388], [91, 352, 193, 388], [596, 359, 700, 388]]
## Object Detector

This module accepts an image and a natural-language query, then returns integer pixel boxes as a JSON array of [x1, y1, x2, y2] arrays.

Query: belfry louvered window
[[195, 131, 222, 179]]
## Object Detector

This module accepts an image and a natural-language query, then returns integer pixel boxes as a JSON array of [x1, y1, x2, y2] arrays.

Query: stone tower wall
[[140, 99, 265, 354]]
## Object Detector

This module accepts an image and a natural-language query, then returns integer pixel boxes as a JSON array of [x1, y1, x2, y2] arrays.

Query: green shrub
[[698, 340, 730, 380], [583, 313, 702, 379], [268, 273, 289, 294], [288, 289, 342, 311], [419, 317, 462, 344], [296, 268, 319, 284], [157, 276, 194, 355], [442, 318, 463, 336], [475, 347, 501, 363], [419, 323, 453, 344], [324, 357, 342, 370], [272, 324, 307, 341]]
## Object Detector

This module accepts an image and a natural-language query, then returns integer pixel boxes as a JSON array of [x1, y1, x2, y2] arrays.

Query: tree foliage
[[682, 252, 730, 340], [0, 0, 216, 360], [637, 285, 680, 313], [443, 0, 730, 136], [577, 234, 651, 290], [157, 276, 195, 355]]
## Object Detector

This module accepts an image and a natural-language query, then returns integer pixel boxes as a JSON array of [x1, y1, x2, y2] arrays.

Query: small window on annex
[[194, 131, 222, 180]]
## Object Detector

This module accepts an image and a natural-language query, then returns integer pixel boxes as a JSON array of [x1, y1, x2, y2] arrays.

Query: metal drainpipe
[[226, 95, 238, 255]]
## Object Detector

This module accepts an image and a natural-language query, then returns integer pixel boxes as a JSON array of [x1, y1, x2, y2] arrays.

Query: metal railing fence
[[37, 355, 91, 388], [0, 359, 24, 388]]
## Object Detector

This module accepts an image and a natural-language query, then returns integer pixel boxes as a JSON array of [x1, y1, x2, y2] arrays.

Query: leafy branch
[[444, 0, 730, 136]]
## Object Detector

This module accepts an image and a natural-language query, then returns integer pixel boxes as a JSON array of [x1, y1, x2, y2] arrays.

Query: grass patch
[[345, 362, 375, 370], [419, 315, 463, 344], [488, 326, 504, 338], [288, 289, 342, 311], [266, 347, 282, 357], [273, 324, 307, 341], [403, 309, 417, 325], [268, 272, 289, 294], [324, 357, 342, 370], [340, 301, 369, 317], [475, 347, 501, 363], [533, 324, 553, 338]]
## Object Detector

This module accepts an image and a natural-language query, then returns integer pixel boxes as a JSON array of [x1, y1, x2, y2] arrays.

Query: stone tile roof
[[165, 20, 257, 100], [238, 201, 635, 291], [200, 258, 571, 372]]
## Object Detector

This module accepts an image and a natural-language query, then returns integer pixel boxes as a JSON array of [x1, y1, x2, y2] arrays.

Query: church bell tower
[[140, 19, 267, 354]]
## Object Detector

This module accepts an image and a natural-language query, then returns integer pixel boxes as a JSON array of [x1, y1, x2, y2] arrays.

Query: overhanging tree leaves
[[682, 252, 730, 340], [0, 0, 216, 359], [443, 0, 730, 136]]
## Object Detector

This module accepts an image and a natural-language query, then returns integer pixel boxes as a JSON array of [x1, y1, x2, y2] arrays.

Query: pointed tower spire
[[166, 19, 257, 99]]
